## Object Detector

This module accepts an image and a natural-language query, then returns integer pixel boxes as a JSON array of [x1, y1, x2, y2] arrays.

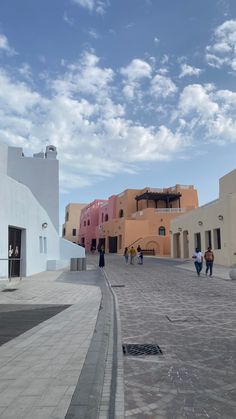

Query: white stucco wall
[[0, 173, 59, 278], [171, 188, 236, 266], [7, 146, 59, 232]]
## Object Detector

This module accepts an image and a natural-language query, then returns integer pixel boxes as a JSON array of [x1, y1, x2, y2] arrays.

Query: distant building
[[0, 144, 85, 279], [79, 184, 198, 256], [62, 203, 87, 244], [79, 199, 107, 251], [171, 169, 236, 266]]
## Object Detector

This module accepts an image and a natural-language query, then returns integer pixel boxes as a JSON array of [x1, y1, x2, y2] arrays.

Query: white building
[[0, 143, 85, 279], [171, 169, 236, 267]]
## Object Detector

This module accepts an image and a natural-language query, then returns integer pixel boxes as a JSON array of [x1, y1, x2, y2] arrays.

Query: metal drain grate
[[2, 288, 17, 292], [122, 343, 163, 356], [111, 285, 125, 288]]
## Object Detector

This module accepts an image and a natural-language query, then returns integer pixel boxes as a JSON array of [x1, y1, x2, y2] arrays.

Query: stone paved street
[[104, 254, 236, 419]]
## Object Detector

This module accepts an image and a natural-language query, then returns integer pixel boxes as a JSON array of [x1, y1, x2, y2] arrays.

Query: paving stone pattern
[[104, 255, 236, 419]]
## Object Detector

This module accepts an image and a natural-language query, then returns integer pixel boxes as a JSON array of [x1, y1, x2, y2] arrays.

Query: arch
[[87, 220, 90, 226], [146, 241, 160, 254], [105, 214, 109, 222]]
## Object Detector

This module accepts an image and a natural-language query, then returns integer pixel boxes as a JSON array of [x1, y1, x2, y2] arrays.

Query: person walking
[[137, 245, 143, 264], [98, 245, 105, 268], [204, 246, 214, 277], [129, 246, 136, 264], [124, 247, 129, 264], [192, 247, 203, 276]]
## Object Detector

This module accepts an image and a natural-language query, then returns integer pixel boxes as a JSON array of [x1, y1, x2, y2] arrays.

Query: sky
[[1, 0, 236, 227]]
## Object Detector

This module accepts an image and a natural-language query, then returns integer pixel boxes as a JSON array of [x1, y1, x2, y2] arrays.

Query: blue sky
[[1, 0, 236, 226]]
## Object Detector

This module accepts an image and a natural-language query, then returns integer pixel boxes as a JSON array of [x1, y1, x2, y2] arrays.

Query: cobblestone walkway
[[104, 255, 236, 419]]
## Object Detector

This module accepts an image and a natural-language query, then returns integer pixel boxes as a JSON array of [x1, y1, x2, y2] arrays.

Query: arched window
[[88, 220, 90, 226], [159, 226, 166, 236], [105, 214, 109, 222], [119, 209, 124, 218]]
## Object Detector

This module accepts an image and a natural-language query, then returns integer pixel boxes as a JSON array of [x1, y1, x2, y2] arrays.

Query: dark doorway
[[109, 236, 117, 253], [98, 238, 105, 250], [8, 227, 21, 277]]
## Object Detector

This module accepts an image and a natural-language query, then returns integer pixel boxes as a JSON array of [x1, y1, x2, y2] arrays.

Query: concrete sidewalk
[[174, 259, 232, 281], [0, 268, 104, 418]]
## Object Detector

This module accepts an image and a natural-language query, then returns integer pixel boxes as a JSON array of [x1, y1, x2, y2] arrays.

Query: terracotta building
[[79, 184, 198, 256]]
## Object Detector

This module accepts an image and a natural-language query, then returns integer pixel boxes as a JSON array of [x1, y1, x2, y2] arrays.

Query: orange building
[[96, 185, 198, 256]]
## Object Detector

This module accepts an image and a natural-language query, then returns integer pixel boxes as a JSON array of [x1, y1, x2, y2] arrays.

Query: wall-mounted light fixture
[[42, 222, 48, 229], [218, 215, 224, 221], [178, 227, 182, 232], [198, 221, 203, 226]]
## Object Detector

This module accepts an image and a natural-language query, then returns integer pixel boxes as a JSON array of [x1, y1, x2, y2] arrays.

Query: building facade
[[62, 203, 86, 244], [170, 169, 236, 266], [79, 199, 107, 251], [79, 184, 198, 256], [0, 144, 85, 279]]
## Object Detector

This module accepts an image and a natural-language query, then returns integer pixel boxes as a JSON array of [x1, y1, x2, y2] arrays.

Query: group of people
[[124, 245, 143, 265], [192, 246, 214, 277]]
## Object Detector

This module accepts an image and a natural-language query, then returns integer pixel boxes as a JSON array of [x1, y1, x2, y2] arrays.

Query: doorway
[[109, 236, 118, 253], [8, 227, 21, 277]]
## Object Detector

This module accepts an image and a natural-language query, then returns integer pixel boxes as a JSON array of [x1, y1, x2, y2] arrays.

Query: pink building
[[95, 195, 117, 249], [79, 199, 107, 251]]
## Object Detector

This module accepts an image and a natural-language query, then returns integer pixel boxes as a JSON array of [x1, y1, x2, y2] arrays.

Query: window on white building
[[39, 236, 43, 253], [43, 237, 47, 253], [72, 228, 76, 236]]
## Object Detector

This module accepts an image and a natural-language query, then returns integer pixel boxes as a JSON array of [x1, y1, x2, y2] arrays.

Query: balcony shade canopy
[[135, 191, 182, 211]]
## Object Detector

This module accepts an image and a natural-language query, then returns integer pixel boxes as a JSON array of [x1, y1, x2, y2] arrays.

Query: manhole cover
[[2, 288, 17, 292], [111, 285, 125, 288], [122, 344, 163, 356]]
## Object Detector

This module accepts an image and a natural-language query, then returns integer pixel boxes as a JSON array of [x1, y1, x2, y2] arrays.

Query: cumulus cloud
[[206, 19, 236, 71], [0, 33, 16, 55], [2, 44, 236, 194], [120, 59, 152, 82], [179, 63, 203, 78], [72, 0, 109, 14], [120, 59, 152, 101], [174, 83, 236, 145], [150, 74, 177, 98]]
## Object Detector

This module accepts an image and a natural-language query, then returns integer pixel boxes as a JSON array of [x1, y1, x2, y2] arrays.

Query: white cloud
[[179, 63, 203, 78], [150, 74, 177, 98], [0, 33, 16, 55], [63, 12, 74, 26], [206, 19, 236, 71], [178, 84, 218, 118], [120, 59, 152, 82], [3, 45, 236, 194], [72, 0, 109, 14]]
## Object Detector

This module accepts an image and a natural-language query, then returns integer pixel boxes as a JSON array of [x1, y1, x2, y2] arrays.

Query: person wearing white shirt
[[192, 247, 203, 276]]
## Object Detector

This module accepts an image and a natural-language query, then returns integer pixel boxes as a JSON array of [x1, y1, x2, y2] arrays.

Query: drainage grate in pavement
[[122, 343, 163, 356], [111, 285, 125, 288], [2, 288, 17, 292]]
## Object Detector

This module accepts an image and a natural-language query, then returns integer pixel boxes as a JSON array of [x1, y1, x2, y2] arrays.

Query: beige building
[[171, 169, 236, 267], [62, 203, 86, 244]]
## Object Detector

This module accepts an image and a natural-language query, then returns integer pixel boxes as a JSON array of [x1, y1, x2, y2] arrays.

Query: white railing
[[149, 188, 164, 192], [155, 208, 186, 213]]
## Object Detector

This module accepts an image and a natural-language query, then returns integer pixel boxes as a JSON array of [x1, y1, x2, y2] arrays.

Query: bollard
[[70, 258, 77, 271], [77, 258, 83, 271], [82, 258, 86, 271]]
